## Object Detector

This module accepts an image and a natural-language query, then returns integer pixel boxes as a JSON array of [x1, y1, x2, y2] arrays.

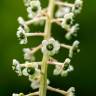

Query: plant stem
[[47, 86, 67, 95], [39, 0, 55, 96], [55, 1, 74, 7], [26, 91, 39, 96]]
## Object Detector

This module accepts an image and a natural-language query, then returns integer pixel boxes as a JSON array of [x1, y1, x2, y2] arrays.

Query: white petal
[[61, 70, 68, 77], [13, 59, 19, 66], [53, 69, 60, 75], [20, 38, 28, 45], [12, 93, 19, 96], [31, 79, 40, 89], [54, 41, 60, 51], [22, 68, 29, 76], [67, 65, 74, 72], [17, 17, 25, 26], [48, 38, 55, 44], [65, 58, 71, 64], [42, 40, 48, 46]]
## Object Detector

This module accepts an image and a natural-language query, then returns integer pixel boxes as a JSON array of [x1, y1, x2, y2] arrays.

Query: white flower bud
[[65, 24, 79, 40], [69, 40, 80, 58], [18, 17, 25, 26]]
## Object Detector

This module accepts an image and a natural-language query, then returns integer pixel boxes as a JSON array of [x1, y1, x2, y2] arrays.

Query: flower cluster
[[55, 0, 83, 40], [12, 59, 50, 89], [17, 17, 29, 44], [12, 0, 83, 96]]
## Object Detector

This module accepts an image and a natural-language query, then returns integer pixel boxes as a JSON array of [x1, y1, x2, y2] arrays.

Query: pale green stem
[[39, 0, 55, 96], [47, 86, 67, 95], [26, 91, 39, 96]]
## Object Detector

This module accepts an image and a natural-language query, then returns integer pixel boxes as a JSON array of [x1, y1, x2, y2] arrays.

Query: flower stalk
[[39, 0, 55, 96]]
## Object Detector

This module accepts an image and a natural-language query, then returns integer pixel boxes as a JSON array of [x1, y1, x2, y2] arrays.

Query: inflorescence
[[12, 0, 83, 96]]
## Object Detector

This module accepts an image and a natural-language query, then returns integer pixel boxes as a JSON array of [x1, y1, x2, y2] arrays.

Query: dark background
[[0, 0, 96, 96]]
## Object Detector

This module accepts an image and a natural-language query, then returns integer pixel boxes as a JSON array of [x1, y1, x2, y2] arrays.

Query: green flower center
[[32, 6, 38, 12], [64, 63, 69, 70], [27, 67, 35, 75], [66, 18, 71, 25], [20, 32, 25, 39], [75, 4, 80, 10], [46, 43, 54, 51]]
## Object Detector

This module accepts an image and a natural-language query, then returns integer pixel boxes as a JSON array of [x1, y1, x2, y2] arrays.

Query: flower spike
[[12, 0, 83, 95]]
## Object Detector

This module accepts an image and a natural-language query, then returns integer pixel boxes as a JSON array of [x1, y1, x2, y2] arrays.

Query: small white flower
[[69, 40, 80, 58], [27, 0, 41, 19], [53, 58, 74, 77], [22, 61, 39, 77], [41, 38, 60, 56], [55, 6, 71, 18], [66, 87, 75, 96], [12, 59, 22, 76], [53, 58, 73, 77], [61, 13, 74, 30], [17, 26, 28, 44], [65, 24, 79, 40], [23, 48, 35, 61], [72, 0, 83, 14]]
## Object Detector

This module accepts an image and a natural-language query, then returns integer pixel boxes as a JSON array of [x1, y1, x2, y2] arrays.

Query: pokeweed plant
[[12, 0, 83, 96]]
